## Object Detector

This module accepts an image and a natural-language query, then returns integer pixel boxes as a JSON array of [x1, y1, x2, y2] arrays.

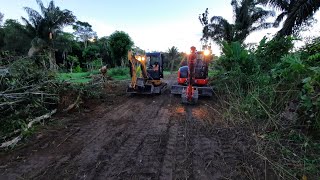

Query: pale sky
[[1, 0, 319, 54]]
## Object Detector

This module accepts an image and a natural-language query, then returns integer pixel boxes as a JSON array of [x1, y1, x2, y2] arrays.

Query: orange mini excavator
[[171, 46, 213, 104]]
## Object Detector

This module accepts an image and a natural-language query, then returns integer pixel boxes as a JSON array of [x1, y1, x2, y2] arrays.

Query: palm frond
[[210, 16, 230, 26], [36, 0, 46, 16], [231, 0, 240, 15], [23, 7, 42, 22], [293, 0, 320, 26], [250, 22, 274, 32], [259, 0, 290, 11], [277, 0, 320, 36], [48, 0, 55, 12], [273, 12, 287, 27], [251, 8, 275, 23]]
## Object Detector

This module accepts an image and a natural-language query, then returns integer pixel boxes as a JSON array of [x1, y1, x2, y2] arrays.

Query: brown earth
[[0, 75, 267, 180]]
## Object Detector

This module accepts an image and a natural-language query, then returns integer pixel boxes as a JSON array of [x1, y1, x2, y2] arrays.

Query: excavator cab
[[146, 52, 164, 80]]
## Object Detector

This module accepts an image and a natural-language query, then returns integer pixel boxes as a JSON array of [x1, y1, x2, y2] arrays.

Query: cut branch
[[27, 109, 57, 129], [0, 109, 57, 149]]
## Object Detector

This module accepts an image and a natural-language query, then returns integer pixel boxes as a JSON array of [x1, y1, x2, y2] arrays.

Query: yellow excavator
[[127, 50, 167, 94]]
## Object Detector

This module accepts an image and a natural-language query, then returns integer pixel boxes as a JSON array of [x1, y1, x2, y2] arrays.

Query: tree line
[[0, 0, 135, 72]]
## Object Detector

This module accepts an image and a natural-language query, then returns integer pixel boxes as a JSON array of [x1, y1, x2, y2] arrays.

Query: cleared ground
[[0, 75, 266, 180]]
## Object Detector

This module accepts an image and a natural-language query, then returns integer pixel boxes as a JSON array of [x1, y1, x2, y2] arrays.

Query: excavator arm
[[128, 50, 148, 88]]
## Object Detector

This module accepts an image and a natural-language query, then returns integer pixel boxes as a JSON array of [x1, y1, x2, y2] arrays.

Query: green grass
[[164, 71, 171, 75], [107, 67, 130, 80], [57, 68, 170, 83], [57, 71, 99, 84], [112, 75, 130, 80], [57, 68, 132, 83]]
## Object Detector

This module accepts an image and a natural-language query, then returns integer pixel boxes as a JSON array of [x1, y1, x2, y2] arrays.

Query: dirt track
[[0, 76, 266, 180]]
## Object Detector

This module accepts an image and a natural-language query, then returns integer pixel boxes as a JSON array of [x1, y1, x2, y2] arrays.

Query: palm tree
[[259, 0, 320, 37], [167, 46, 179, 74], [199, 0, 275, 44], [22, 0, 75, 70], [200, 10, 235, 44]]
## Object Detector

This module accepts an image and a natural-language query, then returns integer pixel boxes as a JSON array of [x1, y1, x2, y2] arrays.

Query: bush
[[212, 36, 320, 178], [219, 41, 258, 75], [255, 36, 295, 71], [74, 65, 82, 73], [214, 37, 319, 132]]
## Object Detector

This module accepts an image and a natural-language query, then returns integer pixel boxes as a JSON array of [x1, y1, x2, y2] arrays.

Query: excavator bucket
[[126, 78, 167, 94], [181, 87, 198, 104], [126, 84, 153, 94], [127, 78, 154, 94]]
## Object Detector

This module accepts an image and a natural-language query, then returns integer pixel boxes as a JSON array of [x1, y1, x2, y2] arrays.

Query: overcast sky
[[1, 0, 319, 54]]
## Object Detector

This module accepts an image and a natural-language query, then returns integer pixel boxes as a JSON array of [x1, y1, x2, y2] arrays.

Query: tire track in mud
[[160, 103, 261, 180], [92, 96, 173, 179], [0, 97, 143, 179], [38, 96, 171, 179]]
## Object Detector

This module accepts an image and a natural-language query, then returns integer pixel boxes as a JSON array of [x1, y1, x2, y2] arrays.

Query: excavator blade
[[197, 86, 214, 96], [171, 84, 184, 95], [171, 84, 213, 97], [181, 87, 198, 104]]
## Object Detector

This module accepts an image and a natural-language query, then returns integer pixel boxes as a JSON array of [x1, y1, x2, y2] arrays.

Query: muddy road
[[0, 76, 265, 180]]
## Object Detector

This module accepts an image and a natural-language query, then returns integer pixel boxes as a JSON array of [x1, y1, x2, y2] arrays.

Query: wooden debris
[[0, 135, 22, 148], [0, 109, 57, 149], [27, 109, 57, 129]]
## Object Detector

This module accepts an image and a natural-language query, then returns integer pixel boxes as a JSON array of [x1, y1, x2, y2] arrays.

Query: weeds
[[212, 36, 320, 179]]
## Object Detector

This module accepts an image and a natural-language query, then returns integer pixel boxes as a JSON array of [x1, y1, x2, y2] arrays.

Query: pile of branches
[[0, 57, 60, 148], [0, 57, 108, 148]]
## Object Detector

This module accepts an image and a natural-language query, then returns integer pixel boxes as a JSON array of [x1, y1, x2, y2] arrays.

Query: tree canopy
[[200, 0, 275, 44], [259, 0, 320, 37], [22, 0, 76, 69], [108, 31, 134, 66], [73, 21, 97, 49]]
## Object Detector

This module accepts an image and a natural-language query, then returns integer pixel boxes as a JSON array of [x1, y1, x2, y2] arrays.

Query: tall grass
[[212, 37, 320, 179]]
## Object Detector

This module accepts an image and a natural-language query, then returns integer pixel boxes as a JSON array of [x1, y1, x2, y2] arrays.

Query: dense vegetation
[[201, 0, 320, 178]]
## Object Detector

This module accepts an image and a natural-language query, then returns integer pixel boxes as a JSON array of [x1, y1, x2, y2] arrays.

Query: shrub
[[255, 36, 295, 71], [74, 65, 82, 73]]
